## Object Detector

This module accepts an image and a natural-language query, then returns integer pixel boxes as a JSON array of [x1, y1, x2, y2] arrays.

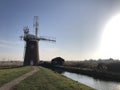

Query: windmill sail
[[40, 36, 56, 42]]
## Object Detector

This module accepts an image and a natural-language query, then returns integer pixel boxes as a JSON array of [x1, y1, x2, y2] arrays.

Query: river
[[62, 71, 120, 90]]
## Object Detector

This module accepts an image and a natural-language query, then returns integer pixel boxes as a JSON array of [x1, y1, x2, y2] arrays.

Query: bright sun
[[99, 13, 120, 59]]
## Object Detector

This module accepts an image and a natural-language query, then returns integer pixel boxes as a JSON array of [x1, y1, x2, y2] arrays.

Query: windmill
[[20, 16, 56, 66]]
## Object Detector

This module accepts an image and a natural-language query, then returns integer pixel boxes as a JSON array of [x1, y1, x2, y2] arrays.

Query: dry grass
[[0, 61, 23, 68]]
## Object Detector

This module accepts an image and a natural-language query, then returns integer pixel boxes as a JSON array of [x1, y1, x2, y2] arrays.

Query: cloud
[[0, 39, 23, 47], [0, 39, 24, 60]]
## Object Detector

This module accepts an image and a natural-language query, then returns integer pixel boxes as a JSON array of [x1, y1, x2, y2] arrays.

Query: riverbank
[[42, 63, 120, 82], [62, 71, 120, 90], [12, 66, 94, 90], [42, 64, 120, 82]]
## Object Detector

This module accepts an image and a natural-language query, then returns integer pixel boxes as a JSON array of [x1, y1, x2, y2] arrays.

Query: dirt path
[[0, 66, 39, 90]]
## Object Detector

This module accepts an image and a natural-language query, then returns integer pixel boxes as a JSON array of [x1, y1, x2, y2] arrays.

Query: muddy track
[[0, 66, 39, 90]]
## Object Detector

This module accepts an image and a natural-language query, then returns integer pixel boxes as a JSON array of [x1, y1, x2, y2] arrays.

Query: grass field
[[11, 66, 94, 90], [0, 66, 33, 86]]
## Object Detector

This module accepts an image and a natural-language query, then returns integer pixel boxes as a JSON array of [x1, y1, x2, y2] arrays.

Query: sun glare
[[99, 13, 120, 59]]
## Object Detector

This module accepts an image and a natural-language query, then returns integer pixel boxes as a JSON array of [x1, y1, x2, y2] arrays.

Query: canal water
[[62, 72, 120, 90]]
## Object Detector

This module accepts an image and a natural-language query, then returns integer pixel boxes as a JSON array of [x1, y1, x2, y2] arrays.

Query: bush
[[51, 57, 65, 65]]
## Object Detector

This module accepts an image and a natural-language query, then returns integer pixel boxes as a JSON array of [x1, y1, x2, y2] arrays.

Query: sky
[[0, 0, 120, 61]]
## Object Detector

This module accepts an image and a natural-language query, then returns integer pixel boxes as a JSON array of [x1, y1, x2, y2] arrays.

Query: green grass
[[0, 66, 33, 86], [12, 66, 94, 90]]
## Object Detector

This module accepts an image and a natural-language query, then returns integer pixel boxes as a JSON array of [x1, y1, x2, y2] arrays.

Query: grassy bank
[[52, 66, 120, 82], [0, 66, 33, 86], [12, 66, 94, 90]]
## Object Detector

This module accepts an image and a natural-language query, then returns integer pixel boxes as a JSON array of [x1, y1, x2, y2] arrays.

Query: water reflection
[[62, 72, 120, 90]]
